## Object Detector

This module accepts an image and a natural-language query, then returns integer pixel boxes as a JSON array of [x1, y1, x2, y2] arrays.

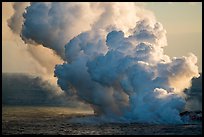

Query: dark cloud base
[[2, 73, 90, 109]]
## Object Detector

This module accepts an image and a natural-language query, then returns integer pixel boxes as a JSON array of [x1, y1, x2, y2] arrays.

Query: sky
[[2, 2, 202, 73]]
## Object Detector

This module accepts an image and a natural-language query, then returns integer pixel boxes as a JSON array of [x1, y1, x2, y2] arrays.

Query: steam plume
[[8, 2, 200, 124]]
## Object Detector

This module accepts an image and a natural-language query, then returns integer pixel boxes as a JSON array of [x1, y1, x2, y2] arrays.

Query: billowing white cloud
[[8, 2, 200, 124]]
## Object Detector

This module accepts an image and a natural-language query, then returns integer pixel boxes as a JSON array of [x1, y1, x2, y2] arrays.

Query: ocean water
[[2, 106, 202, 135]]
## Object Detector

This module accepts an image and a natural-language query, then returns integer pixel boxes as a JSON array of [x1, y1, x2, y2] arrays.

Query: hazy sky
[[2, 2, 202, 73]]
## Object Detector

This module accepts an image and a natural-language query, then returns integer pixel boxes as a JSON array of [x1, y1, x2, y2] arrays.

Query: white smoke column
[[54, 3, 199, 124], [18, 2, 157, 105], [8, 2, 200, 124]]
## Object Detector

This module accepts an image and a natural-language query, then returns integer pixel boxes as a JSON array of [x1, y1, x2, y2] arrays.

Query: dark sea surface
[[2, 106, 202, 135]]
